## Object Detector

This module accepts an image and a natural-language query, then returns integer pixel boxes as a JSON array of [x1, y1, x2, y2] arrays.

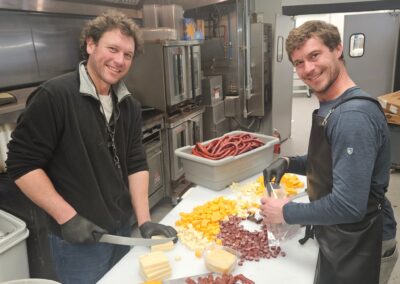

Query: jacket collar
[[78, 61, 131, 103]]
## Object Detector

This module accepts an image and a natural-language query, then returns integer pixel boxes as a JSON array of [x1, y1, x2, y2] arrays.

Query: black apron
[[307, 96, 383, 284]]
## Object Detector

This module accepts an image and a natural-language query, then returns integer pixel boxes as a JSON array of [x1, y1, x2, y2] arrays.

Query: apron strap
[[299, 225, 315, 245], [322, 96, 384, 126]]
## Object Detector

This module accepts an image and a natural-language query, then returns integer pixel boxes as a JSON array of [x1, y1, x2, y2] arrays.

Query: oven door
[[164, 45, 189, 107], [191, 45, 202, 99], [188, 113, 203, 145], [146, 140, 164, 196], [143, 125, 164, 197], [168, 121, 190, 181]]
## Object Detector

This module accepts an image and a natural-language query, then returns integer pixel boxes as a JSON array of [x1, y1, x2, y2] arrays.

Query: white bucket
[[0, 279, 60, 284], [0, 210, 30, 282]]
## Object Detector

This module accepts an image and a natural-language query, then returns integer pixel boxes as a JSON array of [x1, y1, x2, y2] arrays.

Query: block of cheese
[[141, 262, 169, 275], [139, 267, 171, 282], [139, 251, 172, 281], [145, 265, 172, 280], [139, 251, 168, 268], [204, 247, 237, 274], [151, 235, 175, 252]]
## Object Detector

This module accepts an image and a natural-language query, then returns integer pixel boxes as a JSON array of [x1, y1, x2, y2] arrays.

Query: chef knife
[[163, 273, 216, 283], [97, 233, 175, 247]]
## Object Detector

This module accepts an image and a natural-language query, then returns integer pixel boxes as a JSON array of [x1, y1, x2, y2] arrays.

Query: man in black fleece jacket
[[6, 10, 176, 284]]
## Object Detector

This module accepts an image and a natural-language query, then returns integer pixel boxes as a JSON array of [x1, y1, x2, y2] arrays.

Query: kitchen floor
[[133, 95, 400, 284]]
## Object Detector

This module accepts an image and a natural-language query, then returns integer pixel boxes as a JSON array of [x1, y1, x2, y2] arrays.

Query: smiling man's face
[[291, 36, 343, 96], [86, 28, 135, 93]]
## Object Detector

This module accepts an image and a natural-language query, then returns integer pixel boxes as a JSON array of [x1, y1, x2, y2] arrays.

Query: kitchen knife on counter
[[163, 273, 216, 283], [97, 233, 175, 247]]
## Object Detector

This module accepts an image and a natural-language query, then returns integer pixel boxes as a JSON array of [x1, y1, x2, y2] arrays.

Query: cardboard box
[[182, 18, 204, 40], [182, 18, 195, 40], [378, 91, 400, 115], [385, 112, 400, 125]]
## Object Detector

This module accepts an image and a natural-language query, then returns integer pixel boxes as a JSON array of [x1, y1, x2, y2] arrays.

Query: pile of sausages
[[185, 273, 254, 284], [192, 133, 265, 160], [218, 216, 286, 265]]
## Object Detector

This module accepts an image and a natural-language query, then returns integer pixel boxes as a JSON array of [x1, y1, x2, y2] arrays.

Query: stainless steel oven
[[142, 114, 165, 208], [125, 40, 201, 116], [124, 40, 201, 116], [166, 107, 204, 183]]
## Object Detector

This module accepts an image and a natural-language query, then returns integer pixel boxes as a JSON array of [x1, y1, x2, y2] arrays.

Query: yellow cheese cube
[[204, 248, 237, 274]]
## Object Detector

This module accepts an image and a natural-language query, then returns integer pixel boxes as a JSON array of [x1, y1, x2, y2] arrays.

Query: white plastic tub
[[175, 131, 278, 190], [0, 280, 60, 284], [0, 210, 30, 282]]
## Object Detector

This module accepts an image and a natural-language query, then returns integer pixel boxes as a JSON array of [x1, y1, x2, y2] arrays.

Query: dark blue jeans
[[48, 223, 132, 284]]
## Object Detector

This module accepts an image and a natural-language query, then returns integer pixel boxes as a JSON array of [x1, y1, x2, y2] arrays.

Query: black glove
[[263, 157, 288, 184], [139, 221, 178, 243], [61, 214, 107, 244]]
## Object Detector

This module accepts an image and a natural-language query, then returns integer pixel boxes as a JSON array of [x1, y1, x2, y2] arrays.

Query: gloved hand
[[263, 157, 288, 184], [61, 214, 107, 244], [139, 221, 178, 243]]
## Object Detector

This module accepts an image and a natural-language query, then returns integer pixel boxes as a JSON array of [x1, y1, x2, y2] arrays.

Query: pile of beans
[[218, 216, 286, 265], [192, 133, 264, 160], [185, 273, 254, 284]]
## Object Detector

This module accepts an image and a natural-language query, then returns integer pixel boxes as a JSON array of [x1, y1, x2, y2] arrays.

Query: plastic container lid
[[0, 210, 29, 255]]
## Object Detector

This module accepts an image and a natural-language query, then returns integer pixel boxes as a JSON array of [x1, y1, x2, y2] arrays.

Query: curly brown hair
[[286, 20, 343, 63], [79, 9, 143, 60]]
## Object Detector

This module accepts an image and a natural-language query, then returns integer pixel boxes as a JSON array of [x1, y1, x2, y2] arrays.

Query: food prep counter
[[98, 175, 319, 284]]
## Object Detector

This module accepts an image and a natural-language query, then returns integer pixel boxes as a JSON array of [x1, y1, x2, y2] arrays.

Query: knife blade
[[163, 273, 216, 283], [263, 169, 280, 198], [98, 233, 175, 247], [263, 169, 273, 197]]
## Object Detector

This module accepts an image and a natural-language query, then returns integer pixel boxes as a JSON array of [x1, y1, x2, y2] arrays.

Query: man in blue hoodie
[[261, 20, 397, 284]]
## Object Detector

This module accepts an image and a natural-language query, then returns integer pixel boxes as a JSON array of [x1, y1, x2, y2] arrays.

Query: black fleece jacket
[[6, 69, 148, 234]]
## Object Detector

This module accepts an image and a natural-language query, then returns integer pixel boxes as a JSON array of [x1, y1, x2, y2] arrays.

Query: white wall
[[255, 0, 282, 28]]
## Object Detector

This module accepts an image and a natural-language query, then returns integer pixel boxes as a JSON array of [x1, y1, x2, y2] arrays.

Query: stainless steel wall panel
[[270, 15, 294, 141], [30, 14, 87, 81], [0, 0, 141, 18], [247, 22, 264, 117], [0, 12, 39, 90], [203, 117, 229, 140], [203, 100, 225, 128]]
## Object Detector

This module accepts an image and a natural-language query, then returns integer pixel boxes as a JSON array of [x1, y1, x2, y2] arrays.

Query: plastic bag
[[264, 184, 300, 246]]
